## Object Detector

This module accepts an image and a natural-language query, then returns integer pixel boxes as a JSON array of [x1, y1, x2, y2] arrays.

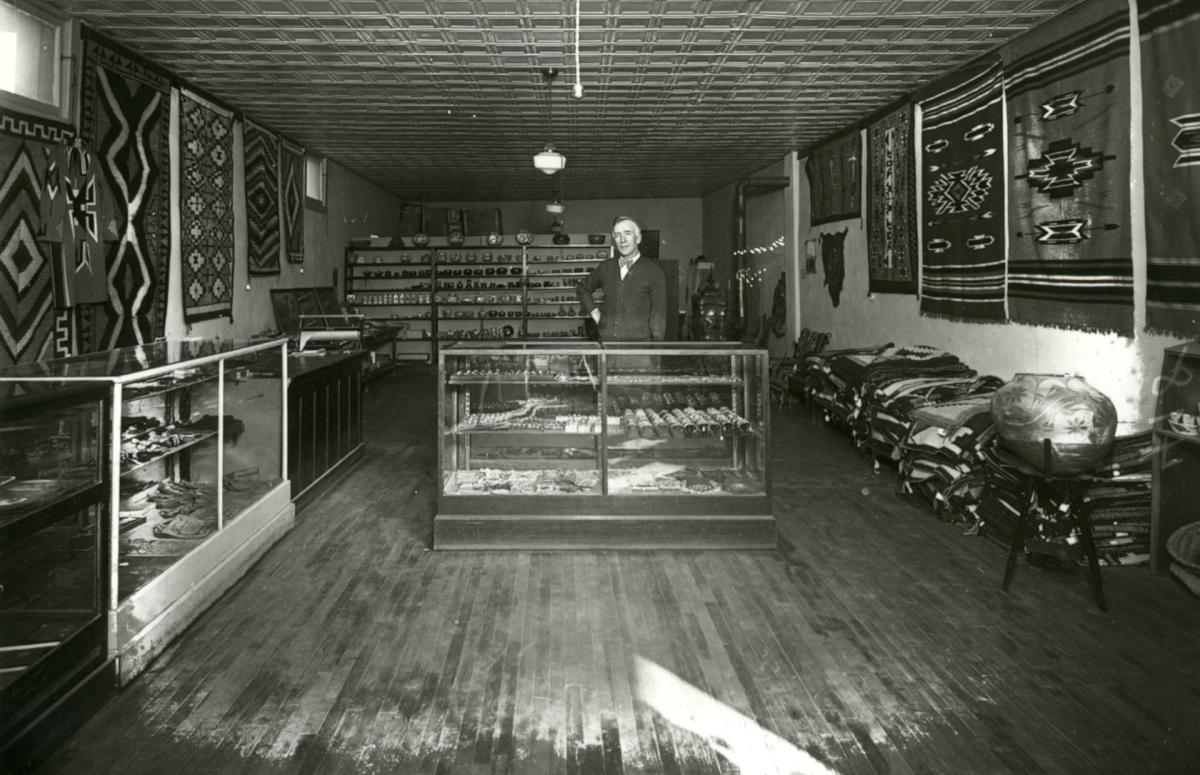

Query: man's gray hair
[[612, 216, 641, 236]]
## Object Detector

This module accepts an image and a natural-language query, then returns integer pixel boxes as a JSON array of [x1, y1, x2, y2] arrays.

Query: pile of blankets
[[793, 343, 1152, 567]]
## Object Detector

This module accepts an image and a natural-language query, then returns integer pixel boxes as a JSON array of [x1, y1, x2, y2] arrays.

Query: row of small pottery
[[396, 231, 604, 248], [990, 373, 1118, 476]]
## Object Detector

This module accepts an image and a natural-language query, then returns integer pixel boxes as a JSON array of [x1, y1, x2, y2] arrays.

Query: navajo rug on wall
[[41, 141, 113, 308], [867, 104, 918, 295], [244, 120, 281, 275], [0, 108, 70, 368], [78, 29, 171, 350], [180, 88, 235, 323], [1140, 0, 1200, 336], [1002, 0, 1133, 336], [280, 137, 305, 264], [918, 59, 1008, 322], [807, 130, 862, 226]]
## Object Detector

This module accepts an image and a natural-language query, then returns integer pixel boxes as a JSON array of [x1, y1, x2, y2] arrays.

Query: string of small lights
[[732, 235, 786, 257]]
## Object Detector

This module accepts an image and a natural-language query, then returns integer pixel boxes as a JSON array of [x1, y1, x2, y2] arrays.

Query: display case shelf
[[119, 430, 217, 476], [347, 261, 432, 267], [1152, 341, 1200, 574], [124, 372, 219, 402], [1157, 424, 1200, 446]]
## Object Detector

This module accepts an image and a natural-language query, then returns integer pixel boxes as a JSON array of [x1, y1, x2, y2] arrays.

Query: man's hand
[[591, 309, 601, 324]]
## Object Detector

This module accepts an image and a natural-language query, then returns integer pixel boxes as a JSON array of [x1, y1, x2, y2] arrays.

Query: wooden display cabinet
[[1151, 341, 1200, 574], [435, 342, 776, 550]]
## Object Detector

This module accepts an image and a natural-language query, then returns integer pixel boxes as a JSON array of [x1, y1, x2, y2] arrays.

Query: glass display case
[[1152, 341, 1200, 574], [0, 338, 293, 727], [436, 342, 775, 549], [0, 382, 108, 747]]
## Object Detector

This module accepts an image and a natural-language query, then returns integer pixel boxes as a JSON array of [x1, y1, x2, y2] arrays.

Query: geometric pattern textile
[[807, 130, 862, 226], [1140, 0, 1200, 336], [78, 28, 172, 350], [0, 113, 60, 368], [40, 140, 112, 307], [243, 119, 281, 275], [918, 59, 1009, 322], [179, 88, 235, 323], [1002, 0, 1133, 336], [867, 103, 918, 295], [280, 137, 305, 264]]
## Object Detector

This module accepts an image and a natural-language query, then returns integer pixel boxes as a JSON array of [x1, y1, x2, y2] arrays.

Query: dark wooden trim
[[433, 513, 777, 550]]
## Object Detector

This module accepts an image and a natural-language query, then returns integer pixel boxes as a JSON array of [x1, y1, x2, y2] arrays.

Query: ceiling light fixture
[[533, 68, 565, 175]]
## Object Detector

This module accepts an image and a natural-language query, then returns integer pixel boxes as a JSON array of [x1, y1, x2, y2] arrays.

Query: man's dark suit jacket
[[576, 256, 667, 341]]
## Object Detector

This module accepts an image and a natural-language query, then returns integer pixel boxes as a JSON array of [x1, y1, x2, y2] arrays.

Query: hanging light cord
[[574, 0, 583, 98]]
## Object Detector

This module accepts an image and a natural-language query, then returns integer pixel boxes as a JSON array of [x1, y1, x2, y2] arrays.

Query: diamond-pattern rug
[[0, 112, 59, 369], [280, 137, 305, 264], [78, 28, 171, 350], [180, 88, 235, 323], [244, 120, 281, 275]]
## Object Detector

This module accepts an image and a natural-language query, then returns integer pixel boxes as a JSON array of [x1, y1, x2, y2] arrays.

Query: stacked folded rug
[[975, 431, 1154, 566], [789, 341, 1152, 567], [896, 394, 1001, 523]]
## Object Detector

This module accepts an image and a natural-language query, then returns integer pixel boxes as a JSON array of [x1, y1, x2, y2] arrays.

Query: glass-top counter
[[0, 338, 288, 383]]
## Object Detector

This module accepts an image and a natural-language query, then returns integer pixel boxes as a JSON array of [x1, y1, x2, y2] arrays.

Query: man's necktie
[[619, 257, 634, 272]]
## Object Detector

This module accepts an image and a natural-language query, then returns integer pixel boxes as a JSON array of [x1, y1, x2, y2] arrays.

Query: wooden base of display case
[[115, 482, 294, 684], [433, 512, 776, 550]]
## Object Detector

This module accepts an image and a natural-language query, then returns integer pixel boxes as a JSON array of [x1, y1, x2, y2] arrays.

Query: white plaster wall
[[794, 0, 1186, 429], [701, 155, 800, 357]]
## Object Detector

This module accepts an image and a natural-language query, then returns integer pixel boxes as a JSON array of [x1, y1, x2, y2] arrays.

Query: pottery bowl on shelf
[[411, 233, 430, 247], [485, 232, 503, 247], [587, 233, 607, 246], [515, 230, 534, 245]]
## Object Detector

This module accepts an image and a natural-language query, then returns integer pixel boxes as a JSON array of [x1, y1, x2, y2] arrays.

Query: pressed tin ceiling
[[47, 0, 1080, 201]]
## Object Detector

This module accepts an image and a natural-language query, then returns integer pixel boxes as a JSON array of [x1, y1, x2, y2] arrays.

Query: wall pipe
[[734, 176, 790, 329]]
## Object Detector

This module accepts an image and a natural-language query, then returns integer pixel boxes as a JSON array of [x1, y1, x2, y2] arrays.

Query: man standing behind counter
[[576, 216, 667, 341]]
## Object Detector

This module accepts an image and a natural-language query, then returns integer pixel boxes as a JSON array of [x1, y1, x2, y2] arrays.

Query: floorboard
[[32, 367, 1200, 775]]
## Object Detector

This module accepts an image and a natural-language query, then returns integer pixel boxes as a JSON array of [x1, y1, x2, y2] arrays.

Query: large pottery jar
[[990, 373, 1118, 476]]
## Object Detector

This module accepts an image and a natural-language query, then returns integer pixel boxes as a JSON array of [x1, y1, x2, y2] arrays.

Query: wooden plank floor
[[34, 368, 1200, 775]]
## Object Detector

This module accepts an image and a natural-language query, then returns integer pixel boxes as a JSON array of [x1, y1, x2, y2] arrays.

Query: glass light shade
[[533, 147, 566, 174]]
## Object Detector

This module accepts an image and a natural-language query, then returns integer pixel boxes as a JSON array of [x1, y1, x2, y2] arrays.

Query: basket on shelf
[[1168, 521, 1200, 599]]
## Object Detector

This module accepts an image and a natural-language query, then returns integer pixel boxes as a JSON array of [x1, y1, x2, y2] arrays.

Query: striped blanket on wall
[[1140, 0, 1200, 336], [1002, 0, 1133, 336], [918, 59, 1008, 322]]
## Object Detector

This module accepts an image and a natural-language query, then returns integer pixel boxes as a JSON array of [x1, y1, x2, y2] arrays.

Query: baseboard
[[434, 513, 777, 550]]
